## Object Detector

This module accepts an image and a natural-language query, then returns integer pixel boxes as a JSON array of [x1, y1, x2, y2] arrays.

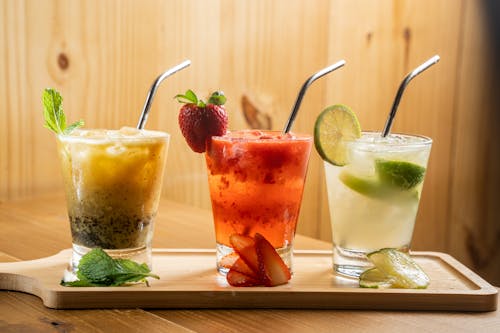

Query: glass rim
[[56, 128, 170, 143], [348, 131, 432, 147], [211, 129, 312, 142]]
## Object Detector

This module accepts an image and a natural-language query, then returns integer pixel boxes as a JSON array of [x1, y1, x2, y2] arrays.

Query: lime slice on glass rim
[[314, 104, 361, 166], [364, 248, 430, 289]]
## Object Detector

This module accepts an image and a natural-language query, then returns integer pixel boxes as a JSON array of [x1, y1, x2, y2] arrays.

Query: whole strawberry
[[175, 90, 228, 153]]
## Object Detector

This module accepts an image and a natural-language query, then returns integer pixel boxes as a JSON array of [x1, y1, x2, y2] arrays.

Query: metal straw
[[381, 55, 440, 137], [282, 60, 346, 134], [137, 59, 191, 129]]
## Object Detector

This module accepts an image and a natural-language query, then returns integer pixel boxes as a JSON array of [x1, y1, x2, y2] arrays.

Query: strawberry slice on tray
[[255, 233, 292, 287], [229, 234, 260, 273], [231, 258, 259, 280], [226, 269, 260, 287], [226, 233, 291, 287]]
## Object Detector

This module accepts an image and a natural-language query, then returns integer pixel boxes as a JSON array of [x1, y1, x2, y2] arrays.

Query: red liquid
[[205, 130, 312, 249]]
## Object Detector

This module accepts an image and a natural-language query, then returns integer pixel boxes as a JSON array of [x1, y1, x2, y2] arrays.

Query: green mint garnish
[[61, 248, 160, 287], [174, 89, 226, 107], [43, 88, 84, 134]]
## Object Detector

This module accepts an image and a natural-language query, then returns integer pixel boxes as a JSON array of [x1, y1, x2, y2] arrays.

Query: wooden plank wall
[[0, 0, 498, 285]]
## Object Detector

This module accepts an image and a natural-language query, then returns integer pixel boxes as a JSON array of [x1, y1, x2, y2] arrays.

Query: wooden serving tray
[[0, 249, 497, 311]]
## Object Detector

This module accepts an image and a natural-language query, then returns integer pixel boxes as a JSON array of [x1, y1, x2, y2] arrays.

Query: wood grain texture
[[449, 0, 500, 289], [0, 193, 499, 332], [0, 249, 496, 310], [0, 0, 498, 285], [152, 308, 500, 333], [0, 292, 193, 333]]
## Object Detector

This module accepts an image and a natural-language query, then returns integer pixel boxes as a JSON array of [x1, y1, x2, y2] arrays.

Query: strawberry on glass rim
[[176, 90, 228, 153]]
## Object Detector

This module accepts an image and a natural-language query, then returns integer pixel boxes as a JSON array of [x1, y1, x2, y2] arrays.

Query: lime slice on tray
[[314, 104, 361, 166], [359, 268, 394, 289], [365, 248, 430, 289], [375, 159, 426, 190]]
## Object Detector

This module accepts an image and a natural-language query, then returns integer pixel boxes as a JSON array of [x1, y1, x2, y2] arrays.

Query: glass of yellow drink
[[56, 127, 169, 272]]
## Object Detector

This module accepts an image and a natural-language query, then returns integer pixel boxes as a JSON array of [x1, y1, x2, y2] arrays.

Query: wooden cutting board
[[0, 249, 497, 311]]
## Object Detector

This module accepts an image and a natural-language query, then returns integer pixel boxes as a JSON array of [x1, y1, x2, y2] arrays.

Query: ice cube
[[106, 144, 126, 155]]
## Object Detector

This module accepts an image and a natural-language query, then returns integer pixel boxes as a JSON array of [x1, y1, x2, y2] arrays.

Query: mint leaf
[[112, 259, 160, 285], [43, 88, 65, 133], [109, 258, 160, 286], [62, 248, 159, 287], [60, 279, 106, 287], [42, 88, 84, 134], [64, 120, 85, 134], [77, 248, 115, 284], [114, 258, 152, 274]]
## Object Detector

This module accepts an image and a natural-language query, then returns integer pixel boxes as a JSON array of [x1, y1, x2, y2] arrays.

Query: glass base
[[332, 245, 372, 278], [64, 243, 151, 281], [216, 242, 293, 275], [333, 244, 410, 278]]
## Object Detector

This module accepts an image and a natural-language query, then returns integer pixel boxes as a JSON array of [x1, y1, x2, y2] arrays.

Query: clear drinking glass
[[56, 127, 169, 273], [205, 130, 312, 274], [324, 131, 432, 277]]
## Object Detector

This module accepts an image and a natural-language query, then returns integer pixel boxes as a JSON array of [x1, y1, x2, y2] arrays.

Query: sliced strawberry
[[226, 269, 260, 287], [254, 233, 291, 287], [229, 234, 259, 273], [229, 233, 254, 249], [218, 252, 239, 269], [231, 258, 259, 280]]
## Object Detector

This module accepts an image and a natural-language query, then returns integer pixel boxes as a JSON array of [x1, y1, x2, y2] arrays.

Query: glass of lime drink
[[315, 104, 432, 277], [325, 131, 431, 277]]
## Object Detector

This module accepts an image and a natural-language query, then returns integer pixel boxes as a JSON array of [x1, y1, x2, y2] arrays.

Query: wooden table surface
[[0, 193, 498, 332]]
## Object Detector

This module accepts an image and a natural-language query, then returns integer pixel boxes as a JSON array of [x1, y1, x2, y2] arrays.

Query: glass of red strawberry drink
[[206, 130, 312, 274], [176, 90, 312, 278]]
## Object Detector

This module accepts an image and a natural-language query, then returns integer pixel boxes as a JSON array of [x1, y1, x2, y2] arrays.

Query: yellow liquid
[[57, 127, 169, 249]]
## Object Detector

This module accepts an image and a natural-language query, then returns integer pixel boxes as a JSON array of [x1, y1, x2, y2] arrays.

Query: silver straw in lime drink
[[381, 55, 440, 137]]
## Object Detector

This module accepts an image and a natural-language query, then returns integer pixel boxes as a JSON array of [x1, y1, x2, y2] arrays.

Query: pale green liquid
[[325, 132, 432, 253]]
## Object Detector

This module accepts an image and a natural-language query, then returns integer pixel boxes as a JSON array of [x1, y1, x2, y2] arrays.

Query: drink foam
[[59, 127, 168, 142]]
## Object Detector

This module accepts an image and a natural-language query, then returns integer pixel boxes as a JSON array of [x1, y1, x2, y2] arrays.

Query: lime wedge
[[339, 171, 419, 202], [366, 248, 430, 289], [359, 268, 394, 288], [375, 159, 426, 190], [314, 104, 361, 166], [339, 171, 388, 198]]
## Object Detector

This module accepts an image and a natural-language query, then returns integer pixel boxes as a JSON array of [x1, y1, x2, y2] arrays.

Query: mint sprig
[[61, 248, 160, 287], [43, 88, 84, 134]]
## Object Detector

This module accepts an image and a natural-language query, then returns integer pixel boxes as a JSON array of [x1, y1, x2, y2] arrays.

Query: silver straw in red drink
[[283, 60, 346, 134]]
